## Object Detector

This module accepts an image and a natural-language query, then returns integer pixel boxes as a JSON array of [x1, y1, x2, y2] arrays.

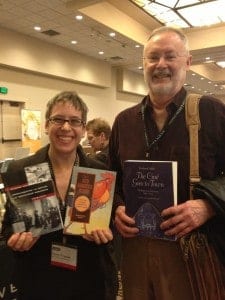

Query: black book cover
[[123, 160, 177, 241], [1, 162, 63, 237]]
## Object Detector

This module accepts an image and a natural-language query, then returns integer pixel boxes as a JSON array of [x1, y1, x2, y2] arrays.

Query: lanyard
[[47, 154, 79, 209], [48, 154, 79, 245], [141, 98, 185, 159]]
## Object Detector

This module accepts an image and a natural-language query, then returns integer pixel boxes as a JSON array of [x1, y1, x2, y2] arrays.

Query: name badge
[[51, 243, 77, 271]]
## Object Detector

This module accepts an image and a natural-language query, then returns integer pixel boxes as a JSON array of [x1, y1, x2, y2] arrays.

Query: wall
[[0, 28, 146, 160], [0, 66, 144, 159]]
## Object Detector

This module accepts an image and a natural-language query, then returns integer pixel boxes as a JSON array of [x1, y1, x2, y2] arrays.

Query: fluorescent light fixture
[[216, 61, 225, 68], [130, 0, 225, 28]]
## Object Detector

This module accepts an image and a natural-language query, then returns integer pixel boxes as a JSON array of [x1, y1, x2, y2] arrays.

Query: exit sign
[[0, 87, 8, 94]]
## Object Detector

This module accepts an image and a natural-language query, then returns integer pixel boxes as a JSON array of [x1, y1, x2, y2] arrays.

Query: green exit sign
[[0, 87, 8, 94]]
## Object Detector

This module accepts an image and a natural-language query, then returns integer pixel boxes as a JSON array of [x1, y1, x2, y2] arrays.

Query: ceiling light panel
[[175, 0, 200, 7], [142, 2, 189, 27], [178, 1, 225, 27], [130, 0, 225, 28]]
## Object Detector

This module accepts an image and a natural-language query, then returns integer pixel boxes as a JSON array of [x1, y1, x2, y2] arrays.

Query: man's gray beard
[[151, 84, 172, 95], [144, 74, 173, 96]]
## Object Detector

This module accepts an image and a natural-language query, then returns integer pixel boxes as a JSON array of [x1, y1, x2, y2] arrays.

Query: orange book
[[64, 167, 116, 235]]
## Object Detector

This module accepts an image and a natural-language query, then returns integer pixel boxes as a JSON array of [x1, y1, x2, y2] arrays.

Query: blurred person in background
[[86, 118, 111, 165]]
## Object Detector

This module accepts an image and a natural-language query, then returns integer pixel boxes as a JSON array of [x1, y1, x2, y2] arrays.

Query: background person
[[109, 26, 225, 300], [2, 91, 118, 300], [86, 117, 123, 295], [86, 118, 111, 165]]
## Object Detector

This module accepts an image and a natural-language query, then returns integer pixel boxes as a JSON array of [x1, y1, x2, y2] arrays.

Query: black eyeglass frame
[[48, 116, 85, 127]]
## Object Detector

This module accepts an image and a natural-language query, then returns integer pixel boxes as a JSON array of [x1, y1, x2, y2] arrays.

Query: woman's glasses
[[49, 117, 85, 128]]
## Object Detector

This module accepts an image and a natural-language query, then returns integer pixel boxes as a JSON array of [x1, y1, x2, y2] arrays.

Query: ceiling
[[0, 0, 225, 98]]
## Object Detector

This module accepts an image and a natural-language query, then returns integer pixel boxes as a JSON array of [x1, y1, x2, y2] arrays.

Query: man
[[86, 118, 111, 165], [109, 26, 225, 300]]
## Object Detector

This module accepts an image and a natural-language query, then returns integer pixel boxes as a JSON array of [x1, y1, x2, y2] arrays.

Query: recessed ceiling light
[[71, 40, 77, 44], [98, 51, 104, 55], [75, 15, 83, 20], [34, 26, 41, 31], [135, 44, 140, 48], [109, 32, 116, 37]]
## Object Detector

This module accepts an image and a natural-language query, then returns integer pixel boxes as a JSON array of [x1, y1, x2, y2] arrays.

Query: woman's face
[[45, 101, 85, 156]]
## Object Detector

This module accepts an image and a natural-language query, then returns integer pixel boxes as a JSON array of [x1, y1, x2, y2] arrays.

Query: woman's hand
[[7, 232, 39, 251], [83, 228, 114, 244]]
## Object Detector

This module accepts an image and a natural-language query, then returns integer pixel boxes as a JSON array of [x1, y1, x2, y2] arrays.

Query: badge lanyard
[[48, 154, 79, 206], [48, 154, 79, 245], [141, 98, 186, 159]]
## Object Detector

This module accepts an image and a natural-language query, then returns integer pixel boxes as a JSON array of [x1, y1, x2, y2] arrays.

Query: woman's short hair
[[45, 91, 88, 123]]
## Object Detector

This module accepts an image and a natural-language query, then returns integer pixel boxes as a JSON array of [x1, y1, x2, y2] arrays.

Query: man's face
[[143, 31, 192, 99], [87, 130, 102, 152]]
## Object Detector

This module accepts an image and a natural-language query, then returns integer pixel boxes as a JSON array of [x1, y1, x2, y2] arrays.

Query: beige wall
[[0, 28, 145, 160]]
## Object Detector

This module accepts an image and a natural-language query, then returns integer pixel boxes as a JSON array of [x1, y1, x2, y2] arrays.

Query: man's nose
[[157, 56, 168, 66]]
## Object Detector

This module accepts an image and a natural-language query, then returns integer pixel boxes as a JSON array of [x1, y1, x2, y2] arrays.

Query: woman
[[2, 91, 118, 300]]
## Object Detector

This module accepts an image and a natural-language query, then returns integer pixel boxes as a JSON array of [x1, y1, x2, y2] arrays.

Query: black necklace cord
[[141, 98, 186, 159], [47, 153, 79, 211]]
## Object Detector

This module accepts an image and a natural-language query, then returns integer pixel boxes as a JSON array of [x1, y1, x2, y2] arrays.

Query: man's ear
[[186, 54, 192, 68]]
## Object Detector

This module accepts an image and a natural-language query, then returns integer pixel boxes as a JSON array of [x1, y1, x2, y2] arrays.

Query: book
[[64, 167, 116, 235], [1, 162, 63, 237], [123, 160, 177, 241]]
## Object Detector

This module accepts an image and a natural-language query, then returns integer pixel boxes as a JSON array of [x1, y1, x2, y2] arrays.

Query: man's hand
[[7, 232, 39, 251], [114, 205, 139, 238], [160, 199, 215, 238]]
